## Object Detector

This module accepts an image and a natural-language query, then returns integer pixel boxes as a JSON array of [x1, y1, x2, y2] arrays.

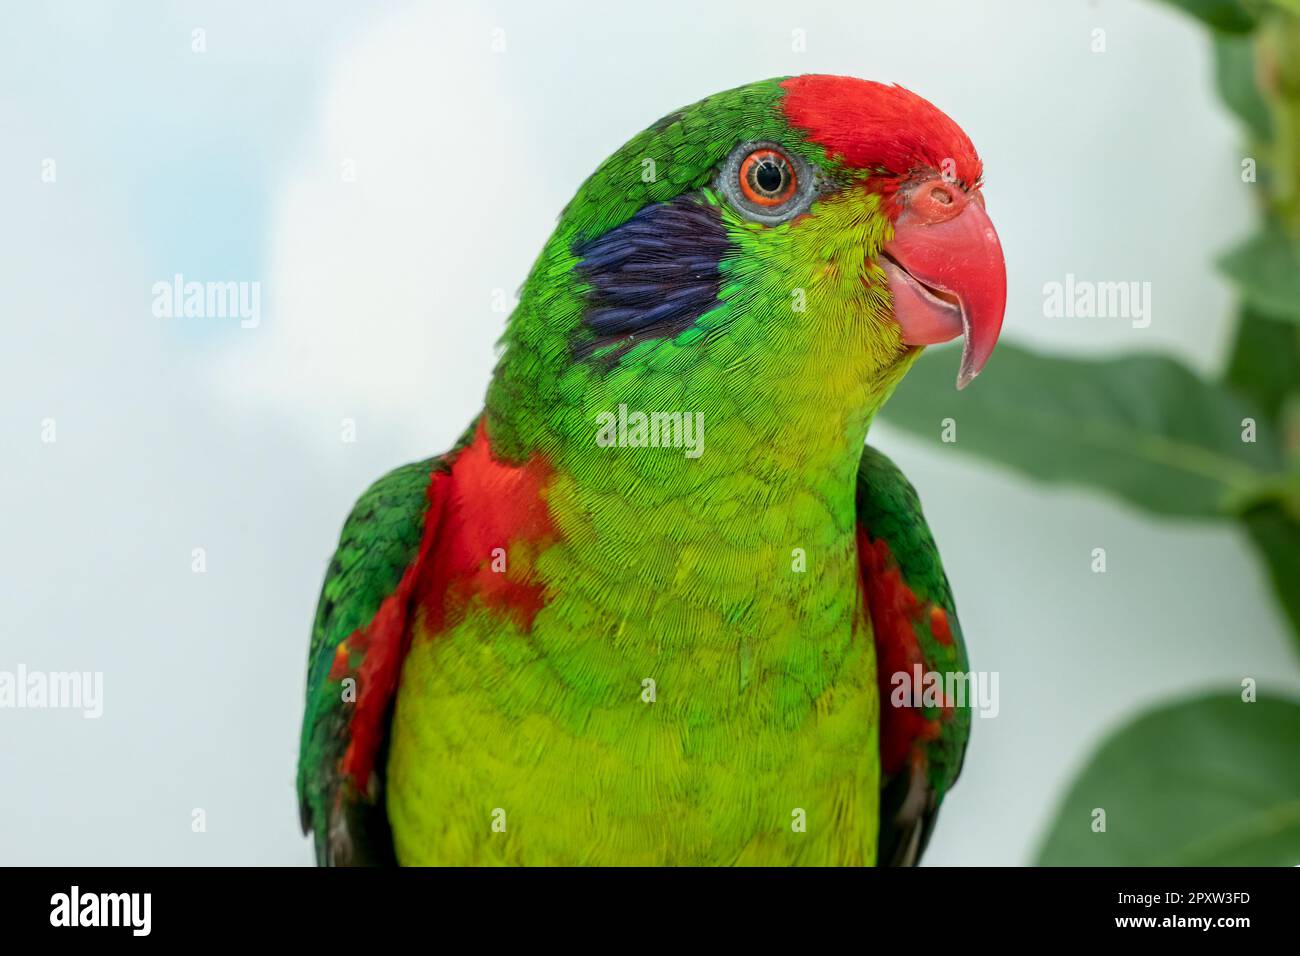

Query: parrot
[[297, 74, 1007, 866]]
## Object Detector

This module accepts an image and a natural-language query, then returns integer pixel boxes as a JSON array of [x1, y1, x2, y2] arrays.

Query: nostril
[[896, 177, 968, 225]]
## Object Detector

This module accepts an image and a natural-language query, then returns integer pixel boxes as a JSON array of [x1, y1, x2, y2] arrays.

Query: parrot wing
[[856, 444, 972, 867], [296, 426, 473, 865]]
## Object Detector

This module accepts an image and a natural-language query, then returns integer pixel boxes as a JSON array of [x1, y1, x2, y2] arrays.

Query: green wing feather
[[856, 444, 972, 866], [296, 455, 449, 865]]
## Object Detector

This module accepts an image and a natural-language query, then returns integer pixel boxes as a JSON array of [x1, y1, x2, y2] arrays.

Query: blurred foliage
[[879, 0, 1300, 864], [1161, 0, 1258, 34], [1213, 32, 1273, 138], [1036, 695, 1300, 865], [1243, 502, 1300, 633], [1226, 304, 1300, 419], [1218, 221, 1300, 320], [886, 344, 1285, 517]]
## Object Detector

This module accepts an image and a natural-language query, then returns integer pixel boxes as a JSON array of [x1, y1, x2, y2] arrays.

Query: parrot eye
[[739, 149, 796, 206], [715, 141, 822, 225]]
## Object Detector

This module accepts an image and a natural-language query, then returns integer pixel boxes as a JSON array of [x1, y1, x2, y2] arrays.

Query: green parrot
[[297, 74, 1007, 866]]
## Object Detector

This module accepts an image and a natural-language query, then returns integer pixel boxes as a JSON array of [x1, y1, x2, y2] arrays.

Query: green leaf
[[1218, 222, 1300, 323], [1212, 32, 1273, 140], [1225, 303, 1300, 420], [879, 344, 1285, 517], [1243, 502, 1300, 642], [1150, 0, 1259, 33], [1035, 694, 1300, 865]]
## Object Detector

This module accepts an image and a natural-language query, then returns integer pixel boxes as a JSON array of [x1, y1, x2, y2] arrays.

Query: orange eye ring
[[738, 148, 797, 207]]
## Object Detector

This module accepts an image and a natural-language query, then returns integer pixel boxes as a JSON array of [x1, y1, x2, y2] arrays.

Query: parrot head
[[489, 74, 1006, 462]]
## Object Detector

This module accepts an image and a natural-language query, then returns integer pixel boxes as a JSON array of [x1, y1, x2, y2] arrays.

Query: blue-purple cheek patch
[[572, 198, 731, 360]]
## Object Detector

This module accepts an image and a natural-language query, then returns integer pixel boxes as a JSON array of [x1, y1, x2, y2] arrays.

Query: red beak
[[878, 180, 1007, 389]]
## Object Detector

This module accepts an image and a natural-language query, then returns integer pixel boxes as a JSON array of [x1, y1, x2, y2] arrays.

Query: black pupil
[[755, 159, 785, 194]]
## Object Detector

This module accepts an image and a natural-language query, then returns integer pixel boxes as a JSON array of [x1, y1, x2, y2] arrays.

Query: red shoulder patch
[[331, 419, 557, 792], [412, 418, 557, 635]]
